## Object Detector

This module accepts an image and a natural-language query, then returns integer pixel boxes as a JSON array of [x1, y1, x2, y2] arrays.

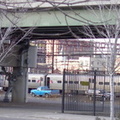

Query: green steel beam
[[1, 8, 116, 27]]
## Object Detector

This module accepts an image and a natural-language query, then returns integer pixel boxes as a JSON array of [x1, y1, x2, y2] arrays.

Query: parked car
[[30, 86, 60, 98], [85, 89, 110, 101]]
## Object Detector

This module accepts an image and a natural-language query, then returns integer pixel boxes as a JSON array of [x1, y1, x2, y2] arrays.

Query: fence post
[[93, 70, 97, 116], [62, 69, 66, 113]]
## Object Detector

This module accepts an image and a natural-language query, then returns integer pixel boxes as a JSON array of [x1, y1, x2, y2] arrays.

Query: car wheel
[[89, 96, 93, 101], [31, 93, 36, 97], [45, 93, 49, 98], [103, 97, 106, 101]]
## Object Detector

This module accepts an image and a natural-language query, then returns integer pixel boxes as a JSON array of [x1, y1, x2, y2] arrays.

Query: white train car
[[2, 73, 120, 95], [0, 75, 5, 90], [92, 75, 120, 93], [46, 74, 91, 93], [46, 74, 120, 95], [46, 74, 63, 92], [27, 73, 46, 92], [28, 73, 64, 92], [2, 73, 47, 92]]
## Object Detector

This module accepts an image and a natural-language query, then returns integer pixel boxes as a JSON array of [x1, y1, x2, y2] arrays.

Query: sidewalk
[[0, 109, 111, 120], [0, 102, 111, 120], [25, 112, 111, 120]]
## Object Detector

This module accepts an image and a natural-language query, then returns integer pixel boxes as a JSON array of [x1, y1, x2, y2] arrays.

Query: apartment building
[[29, 39, 93, 73]]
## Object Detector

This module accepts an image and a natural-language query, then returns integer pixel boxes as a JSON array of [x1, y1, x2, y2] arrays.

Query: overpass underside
[[11, 25, 111, 40]]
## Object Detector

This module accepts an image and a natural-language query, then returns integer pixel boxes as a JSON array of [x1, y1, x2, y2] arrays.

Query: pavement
[[0, 102, 112, 120], [0, 91, 115, 120]]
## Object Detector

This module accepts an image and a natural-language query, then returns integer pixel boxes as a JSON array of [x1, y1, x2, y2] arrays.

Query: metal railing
[[62, 70, 120, 116]]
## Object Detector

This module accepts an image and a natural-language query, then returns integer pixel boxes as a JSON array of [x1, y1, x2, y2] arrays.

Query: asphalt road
[[0, 91, 119, 119], [0, 102, 110, 120], [0, 92, 62, 120], [0, 91, 62, 112]]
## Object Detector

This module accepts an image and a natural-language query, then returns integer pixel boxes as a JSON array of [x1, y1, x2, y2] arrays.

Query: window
[[97, 68, 99, 70], [69, 81, 73, 84], [28, 79, 31, 82], [118, 83, 120, 86], [57, 81, 62, 83], [74, 81, 79, 84], [91, 61, 94, 65], [89, 78, 91, 82], [65, 81, 68, 83], [104, 82, 109, 85], [89, 78, 94, 83], [99, 82, 103, 85], [32, 80, 36, 82]]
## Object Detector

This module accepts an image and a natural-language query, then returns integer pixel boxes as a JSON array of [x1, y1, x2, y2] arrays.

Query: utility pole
[[52, 40, 54, 73]]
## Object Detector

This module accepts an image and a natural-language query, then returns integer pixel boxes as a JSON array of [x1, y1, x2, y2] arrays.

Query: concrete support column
[[12, 67, 28, 103]]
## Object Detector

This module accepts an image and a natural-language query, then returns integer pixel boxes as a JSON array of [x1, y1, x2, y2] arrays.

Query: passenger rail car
[[27, 73, 46, 91], [2, 73, 46, 92], [0, 75, 5, 89], [2, 73, 120, 94]]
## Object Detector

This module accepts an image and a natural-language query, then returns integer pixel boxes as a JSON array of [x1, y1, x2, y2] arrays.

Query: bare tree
[[39, 1, 120, 120], [81, 6, 120, 120], [0, 1, 35, 65], [0, 1, 36, 102]]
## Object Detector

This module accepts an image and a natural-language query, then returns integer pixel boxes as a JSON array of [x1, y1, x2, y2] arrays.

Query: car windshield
[[37, 88, 41, 90], [41, 87, 50, 90]]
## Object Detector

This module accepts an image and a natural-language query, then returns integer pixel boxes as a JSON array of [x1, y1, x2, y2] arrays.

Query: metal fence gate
[[62, 70, 120, 116]]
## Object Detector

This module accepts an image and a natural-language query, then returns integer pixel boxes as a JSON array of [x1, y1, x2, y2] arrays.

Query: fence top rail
[[64, 70, 120, 76]]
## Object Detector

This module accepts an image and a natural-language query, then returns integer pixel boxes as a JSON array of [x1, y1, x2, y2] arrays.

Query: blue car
[[30, 86, 60, 98]]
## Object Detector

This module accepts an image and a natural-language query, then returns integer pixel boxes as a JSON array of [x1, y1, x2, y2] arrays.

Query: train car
[[46, 74, 120, 95], [94, 75, 120, 96], [46, 74, 63, 92], [0, 75, 5, 90], [2, 73, 47, 92], [2, 73, 120, 95], [45, 74, 91, 94], [27, 73, 46, 92]]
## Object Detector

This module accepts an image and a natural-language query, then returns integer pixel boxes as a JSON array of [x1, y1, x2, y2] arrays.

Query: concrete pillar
[[12, 67, 28, 103]]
